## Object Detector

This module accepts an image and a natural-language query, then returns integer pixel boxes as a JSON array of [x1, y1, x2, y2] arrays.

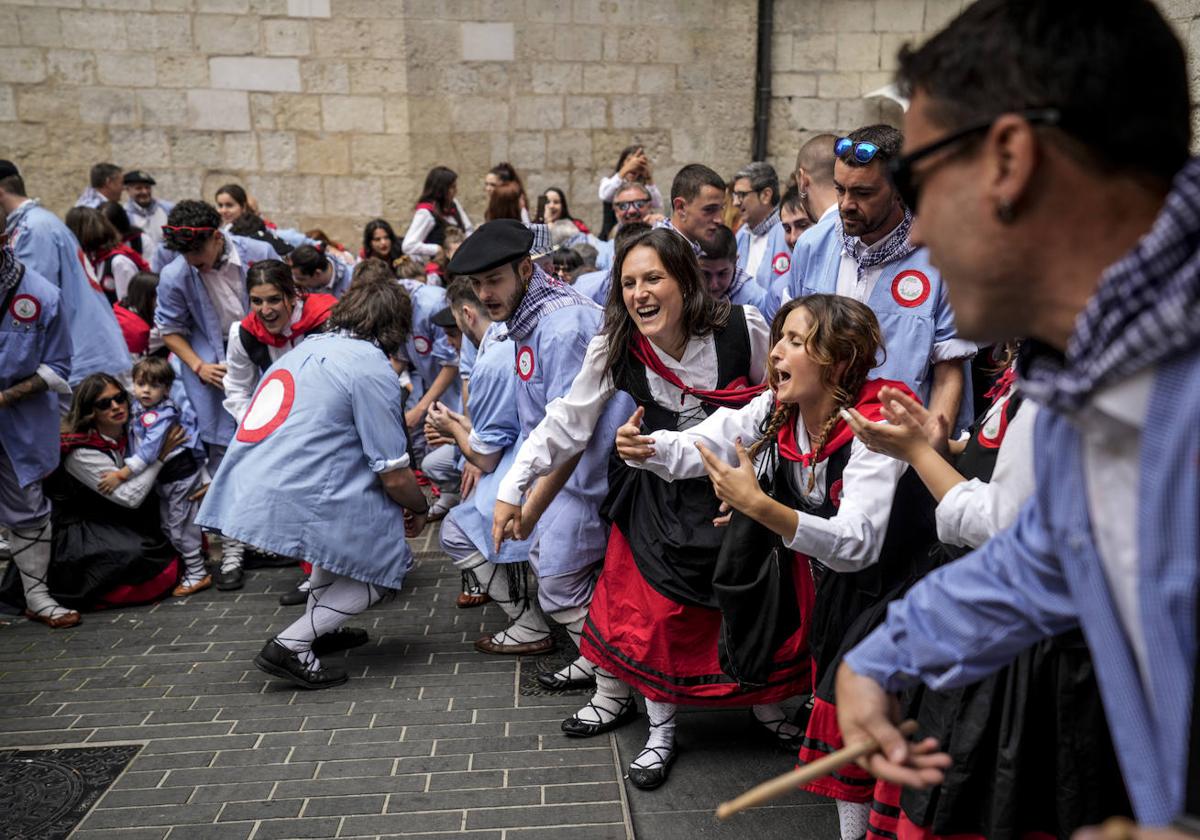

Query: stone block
[[126, 13, 192, 51], [861, 70, 896, 96], [17, 7, 64, 48], [156, 55, 209, 88], [210, 57, 302, 92], [461, 22, 514, 61], [551, 26, 602, 63], [571, 0, 634, 25], [273, 93, 322, 129], [531, 63, 582, 94], [249, 92, 276, 128], [313, 18, 404, 59], [44, 49, 96, 85], [385, 97, 413, 133], [80, 88, 138, 125], [0, 49, 46, 84], [193, 14, 260, 55], [223, 132, 260, 170], [97, 52, 157, 88], [514, 95, 563, 129], [507, 130, 546, 169], [168, 129, 226, 167], [197, 0, 250, 10], [321, 95, 383, 132], [564, 95, 607, 129], [251, 0, 289, 13], [874, 0, 926, 32], [111, 127, 172, 168], [787, 97, 839, 132], [187, 89, 251, 131], [611, 95, 651, 129], [61, 11, 128, 49], [0, 8, 18, 47], [792, 33, 837, 70], [350, 134, 406, 175], [288, 0, 331, 15], [818, 72, 861, 99], [348, 60, 405, 94], [322, 175, 381, 215], [773, 72, 817, 98], [923, 0, 964, 31], [296, 132, 350, 174], [0, 87, 14, 122], [265, 19, 312, 55], [819, 0, 875, 32], [16, 87, 79, 124], [449, 96, 509, 132], [304, 59, 351, 94], [635, 64, 675, 95], [138, 89, 189, 126], [583, 65, 636, 94], [523, 0, 571, 22], [544, 129, 591, 169], [836, 32, 881, 71], [837, 97, 882, 130]]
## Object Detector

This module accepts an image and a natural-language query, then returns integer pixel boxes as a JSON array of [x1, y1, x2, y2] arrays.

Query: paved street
[[0, 528, 833, 839]]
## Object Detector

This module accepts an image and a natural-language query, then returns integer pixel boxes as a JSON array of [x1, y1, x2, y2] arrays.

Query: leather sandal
[[172, 575, 212, 597]]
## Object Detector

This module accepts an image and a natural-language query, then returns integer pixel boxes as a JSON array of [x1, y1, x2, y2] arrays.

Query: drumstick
[[1098, 817, 1137, 840], [715, 719, 920, 820]]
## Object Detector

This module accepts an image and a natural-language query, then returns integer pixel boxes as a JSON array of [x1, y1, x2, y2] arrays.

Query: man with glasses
[[592, 180, 660, 273], [782, 126, 974, 430], [731, 162, 791, 295], [156, 199, 277, 590], [832, 0, 1200, 834]]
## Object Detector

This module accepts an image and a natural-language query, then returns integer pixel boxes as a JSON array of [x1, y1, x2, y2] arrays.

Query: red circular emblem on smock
[[140, 411, 158, 427], [516, 346, 535, 381], [891, 270, 931, 308], [829, 479, 844, 509], [771, 252, 791, 275], [413, 335, 432, 355], [10, 293, 40, 323], [236, 369, 296, 443]]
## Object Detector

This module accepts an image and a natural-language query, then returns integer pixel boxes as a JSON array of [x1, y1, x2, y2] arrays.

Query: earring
[[798, 191, 808, 200], [996, 201, 1015, 223]]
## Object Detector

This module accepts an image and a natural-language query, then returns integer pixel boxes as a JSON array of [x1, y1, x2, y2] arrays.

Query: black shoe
[[561, 695, 639, 738], [253, 639, 347, 690], [278, 583, 308, 606], [312, 627, 368, 656], [752, 708, 805, 752], [216, 566, 244, 591], [536, 670, 596, 692], [627, 746, 678, 791]]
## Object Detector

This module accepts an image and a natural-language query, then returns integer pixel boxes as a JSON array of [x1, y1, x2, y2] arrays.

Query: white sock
[[180, 550, 207, 586], [548, 610, 595, 683], [276, 567, 382, 670], [571, 668, 632, 726], [297, 577, 311, 593], [11, 522, 74, 620], [479, 562, 549, 645], [753, 702, 802, 744], [219, 538, 244, 573], [631, 699, 676, 771], [836, 800, 870, 840]]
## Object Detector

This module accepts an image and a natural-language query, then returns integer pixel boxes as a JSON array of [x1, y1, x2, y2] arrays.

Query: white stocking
[[752, 702, 802, 744], [11, 521, 74, 620], [836, 800, 870, 840], [547, 607, 595, 684], [275, 567, 383, 670], [570, 667, 633, 726], [219, 538, 244, 573], [180, 549, 207, 587], [630, 699, 676, 771]]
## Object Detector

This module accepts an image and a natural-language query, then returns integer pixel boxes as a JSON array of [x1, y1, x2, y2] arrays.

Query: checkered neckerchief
[[0, 245, 23, 296], [506, 264, 598, 342], [841, 208, 915, 282]]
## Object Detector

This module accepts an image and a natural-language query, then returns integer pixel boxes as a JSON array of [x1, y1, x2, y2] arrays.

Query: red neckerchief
[[777, 379, 917, 465], [240, 293, 336, 349], [629, 331, 767, 409], [415, 201, 460, 226], [983, 365, 1017, 401], [94, 243, 151, 273], [61, 430, 126, 456]]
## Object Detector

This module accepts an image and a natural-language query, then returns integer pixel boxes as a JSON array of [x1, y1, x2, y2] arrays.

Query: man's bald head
[[796, 134, 837, 187]]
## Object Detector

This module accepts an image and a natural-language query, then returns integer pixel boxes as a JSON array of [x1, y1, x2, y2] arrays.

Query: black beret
[[0, 160, 19, 180], [431, 306, 457, 329], [446, 219, 533, 276], [123, 170, 156, 186]]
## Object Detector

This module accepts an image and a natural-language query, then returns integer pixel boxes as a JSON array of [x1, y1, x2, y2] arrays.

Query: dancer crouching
[[622, 295, 938, 836], [196, 280, 429, 689]]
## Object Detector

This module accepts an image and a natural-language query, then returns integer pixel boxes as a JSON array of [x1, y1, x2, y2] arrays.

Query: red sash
[[61, 430, 126, 456], [629, 331, 767, 409], [240, 293, 336, 349], [777, 379, 917, 465]]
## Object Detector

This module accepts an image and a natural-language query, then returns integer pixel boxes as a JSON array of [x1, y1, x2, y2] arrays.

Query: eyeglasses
[[91, 392, 129, 412], [731, 190, 760, 202], [614, 199, 649, 212], [161, 224, 216, 243], [835, 138, 880, 164], [888, 108, 1062, 209]]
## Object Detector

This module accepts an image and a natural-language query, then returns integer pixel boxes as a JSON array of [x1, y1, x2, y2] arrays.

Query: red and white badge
[[891, 270, 931, 308], [829, 479, 844, 509], [9, 293, 41, 323], [516, 346, 535, 381], [236, 369, 296, 443], [77, 248, 105, 295], [977, 396, 1011, 450], [140, 410, 159, 428], [771, 252, 791, 275], [412, 335, 432, 355]]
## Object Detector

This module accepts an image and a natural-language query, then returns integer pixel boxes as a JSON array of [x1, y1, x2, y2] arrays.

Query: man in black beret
[[122, 169, 174, 252]]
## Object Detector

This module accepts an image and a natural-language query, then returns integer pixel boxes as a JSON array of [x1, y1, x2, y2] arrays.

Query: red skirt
[[797, 693, 877, 802], [868, 780, 1055, 840], [579, 525, 814, 705]]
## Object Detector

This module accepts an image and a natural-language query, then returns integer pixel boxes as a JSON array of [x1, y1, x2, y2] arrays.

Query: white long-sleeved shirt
[[65, 440, 161, 510], [496, 308, 771, 506], [632, 390, 907, 573], [598, 173, 664, 208], [221, 301, 311, 423], [401, 199, 475, 262]]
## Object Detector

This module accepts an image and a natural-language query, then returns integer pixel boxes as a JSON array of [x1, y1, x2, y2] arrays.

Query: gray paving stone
[[217, 798, 304, 821], [315, 757, 397, 778], [187, 782, 276, 804], [164, 823, 257, 839], [301, 793, 387, 816], [337, 811, 463, 836], [252, 817, 344, 839], [465, 802, 625, 829]]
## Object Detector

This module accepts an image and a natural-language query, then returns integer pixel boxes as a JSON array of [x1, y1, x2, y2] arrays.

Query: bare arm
[[927, 360, 964, 427], [379, 466, 429, 512], [0, 373, 48, 409], [163, 333, 227, 389], [520, 451, 583, 534]]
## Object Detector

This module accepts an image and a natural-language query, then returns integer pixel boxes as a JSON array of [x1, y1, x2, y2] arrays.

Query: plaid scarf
[[1020, 157, 1200, 414], [656, 218, 703, 256], [506, 265, 597, 342], [750, 208, 780, 238], [0, 245, 23, 296], [841, 208, 916, 282]]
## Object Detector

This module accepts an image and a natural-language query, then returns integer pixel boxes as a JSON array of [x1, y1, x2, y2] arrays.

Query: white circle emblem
[[236, 370, 296, 443], [413, 335, 432, 355], [772, 252, 791, 275], [10, 294, 39, 323], [517, 346, 535, 381]]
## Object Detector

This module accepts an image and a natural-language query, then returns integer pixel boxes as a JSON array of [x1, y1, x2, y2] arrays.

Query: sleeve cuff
[[931, 338, 978, 363], [467, 430, 504, 456], [842, 632, 917, 694], [496, 475, 523, 506], [35, 363, 71, 395], [372, 454, 411, 473], [124, 455, 149, 475]]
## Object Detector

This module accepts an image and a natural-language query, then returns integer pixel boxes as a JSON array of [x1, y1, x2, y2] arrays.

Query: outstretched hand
[[845, 387, 949, 464], [695, 438, 763, 516], [615, 406, 655, 462]]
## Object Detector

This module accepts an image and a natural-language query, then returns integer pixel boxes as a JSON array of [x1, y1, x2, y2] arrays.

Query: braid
[[803, 408, 844, 492], [748, 400, 793, 461]]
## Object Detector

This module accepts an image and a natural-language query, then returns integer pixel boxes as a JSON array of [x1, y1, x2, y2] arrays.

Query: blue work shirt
[[405, 283, 461, 413]]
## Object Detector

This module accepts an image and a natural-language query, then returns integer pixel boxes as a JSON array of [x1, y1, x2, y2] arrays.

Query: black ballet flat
[[561, 695, 639, 738], [278, 583, 308, 606], [536, 671, 596, 692], [752, 708, 805, 752], [216, 566, 244, 591], [312, 627, 369, 655], [627, 746, 678, 791], [254, 640, 348, 690]]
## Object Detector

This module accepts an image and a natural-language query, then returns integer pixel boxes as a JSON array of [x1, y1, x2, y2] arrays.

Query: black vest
[[238, 324, 274, 374]]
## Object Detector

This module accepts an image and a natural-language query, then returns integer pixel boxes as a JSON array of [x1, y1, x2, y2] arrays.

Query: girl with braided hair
[[620, 294, 939, 838]]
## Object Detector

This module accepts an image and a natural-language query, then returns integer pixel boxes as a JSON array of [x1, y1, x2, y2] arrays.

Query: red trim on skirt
[[867, 780, 1055, 840], [579, 525, 813, 706], [96, 556, 181, 609], [798, 694, 876, 802]]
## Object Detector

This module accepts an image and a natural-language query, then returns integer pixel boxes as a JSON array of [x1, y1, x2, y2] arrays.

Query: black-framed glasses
[[835, 138, 880, 164], [92, 392, 129, 412], [888, 108, 1062, 209], [614, 199, 649, 212]]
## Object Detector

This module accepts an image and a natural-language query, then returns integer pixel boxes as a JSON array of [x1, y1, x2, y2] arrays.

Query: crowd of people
[[3, 1, 1200, 838]]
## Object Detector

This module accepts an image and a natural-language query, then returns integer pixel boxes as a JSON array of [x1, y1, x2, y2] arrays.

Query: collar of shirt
[[1078, 368, 1154, 444], [750, 208, 780, 239], [819, 203, 840, 223], [4, 199, 36, 233], [657, 218, 703, 256]]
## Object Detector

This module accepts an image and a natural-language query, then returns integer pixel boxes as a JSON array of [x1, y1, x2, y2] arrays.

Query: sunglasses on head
[[835, 137, 880, 164], [888, 108, 1062, 210], [92, 392, 129, 412], [614, 199, 650, 212], [162, 224, 216, 244]]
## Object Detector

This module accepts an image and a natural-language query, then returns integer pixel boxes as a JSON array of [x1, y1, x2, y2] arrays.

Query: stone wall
[[2, 0, 1199, 245]]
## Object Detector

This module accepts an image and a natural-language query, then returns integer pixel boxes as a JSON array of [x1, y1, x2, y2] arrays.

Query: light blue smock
[[736, 218, 793, 294], [405, 283, 461, 413], [572, 269, 610, 306]]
